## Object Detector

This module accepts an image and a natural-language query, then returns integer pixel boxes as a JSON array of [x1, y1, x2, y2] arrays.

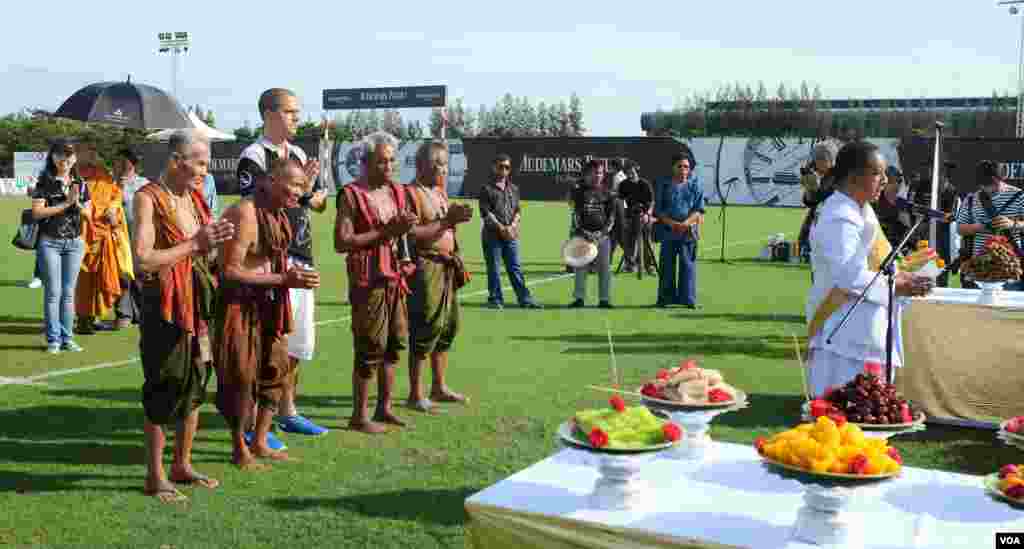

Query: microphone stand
[[826, 214, 927, 386]]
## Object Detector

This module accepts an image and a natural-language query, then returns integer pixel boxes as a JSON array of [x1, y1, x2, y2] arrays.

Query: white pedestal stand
[[791, 484, 866, 547], [977, 281, 1008, 307], [589, 452, 656, 511], [643, 392, 749, 465]]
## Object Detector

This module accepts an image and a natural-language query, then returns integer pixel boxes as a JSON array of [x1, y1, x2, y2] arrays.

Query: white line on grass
[[0, 272, 575, 386], [1, 233, 783, 387]]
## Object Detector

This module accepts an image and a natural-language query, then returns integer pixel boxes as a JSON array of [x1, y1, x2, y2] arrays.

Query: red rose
[[828, 413, 848, 427], [809, 399, 831, 418], [609, 395, 626, 412], [656, 369, 670, 380], [641, 383, 660, 398], [849, 455, 869, 475], [589, 428, 609, 448], [708, 388, 732, 403], [663, 423, 683, 442], [887, 447, 903, 465], [679, 359, 698, 371], [863, 361, 882, 377]]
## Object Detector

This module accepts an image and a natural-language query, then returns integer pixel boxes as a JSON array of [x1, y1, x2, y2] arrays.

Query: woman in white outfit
[[805, 141, 933, 397]]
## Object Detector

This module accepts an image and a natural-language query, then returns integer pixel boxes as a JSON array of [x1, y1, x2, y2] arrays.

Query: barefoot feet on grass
[[251, 446, 293, 461], [431, 388, 469, 404], [169, 466, 220, 489], [348, 418, 388, 434], [231, 453, 270, 471], [373, 410, 407, 427]]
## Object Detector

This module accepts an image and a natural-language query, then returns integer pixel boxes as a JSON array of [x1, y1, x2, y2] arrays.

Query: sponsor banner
[[323, 85, 446, 110], [460, 137, 691, 201], [321, 139, 466, 197], [14, 151, 46, 193], [898, 137, 1024, 194], [690, 137, 901, 207], [138, 139, 320, 195]]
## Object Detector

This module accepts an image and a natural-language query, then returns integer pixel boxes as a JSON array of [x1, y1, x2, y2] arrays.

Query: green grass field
[[0, 198, 1011, 548]]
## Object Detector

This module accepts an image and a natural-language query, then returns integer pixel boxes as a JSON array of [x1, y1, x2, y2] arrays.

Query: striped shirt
[[956, 189, 1024, 257]]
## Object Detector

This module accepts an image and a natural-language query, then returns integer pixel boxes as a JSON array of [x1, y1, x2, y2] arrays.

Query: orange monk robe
[[76, 166, 133, 319]]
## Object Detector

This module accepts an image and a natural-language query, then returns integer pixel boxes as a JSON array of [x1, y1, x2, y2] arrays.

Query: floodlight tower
[[997, 2, 1024, 137], [157, 31, 190, 102]]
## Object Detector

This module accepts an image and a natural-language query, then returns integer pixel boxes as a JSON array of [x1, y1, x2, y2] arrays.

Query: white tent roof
[[147, 110, 236, 142]]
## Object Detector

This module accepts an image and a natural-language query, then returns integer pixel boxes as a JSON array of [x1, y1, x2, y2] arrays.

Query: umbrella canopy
[[147, 110, 236, 142], [54, 80, 191, 130]]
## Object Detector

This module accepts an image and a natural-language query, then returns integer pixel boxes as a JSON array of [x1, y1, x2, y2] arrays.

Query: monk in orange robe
[[75, 145, 132, 333]]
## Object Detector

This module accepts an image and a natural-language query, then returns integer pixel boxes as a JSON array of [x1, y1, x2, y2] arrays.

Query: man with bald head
[[216, 155, 320, 469], [335, 131, 418, 434], [237, 87, 326, 447], [133, 130, 235, 502]]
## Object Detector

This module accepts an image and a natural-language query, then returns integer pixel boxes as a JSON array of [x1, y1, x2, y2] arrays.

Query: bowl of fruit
[[638, 359, 748, 412], [756, 416, 902, 481], [985, 465, 1024, 508], [560, 396, 683, 454], [803, 373, 925, 430]]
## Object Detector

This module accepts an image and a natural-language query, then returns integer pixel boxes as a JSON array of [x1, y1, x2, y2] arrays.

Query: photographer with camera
[[798, 142, 838, 267], [617, 160, 656, 275], [873, 166, 910, 256], [956, 160, 1024, 290]]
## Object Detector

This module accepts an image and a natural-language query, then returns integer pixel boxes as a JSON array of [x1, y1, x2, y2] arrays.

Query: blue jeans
[[481, 231, 533, 306], [658, 239, 697, 305], [37, 236, 85, 345]]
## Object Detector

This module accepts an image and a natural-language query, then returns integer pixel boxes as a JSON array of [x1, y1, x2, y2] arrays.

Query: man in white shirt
[[235, 88, 325, 447]]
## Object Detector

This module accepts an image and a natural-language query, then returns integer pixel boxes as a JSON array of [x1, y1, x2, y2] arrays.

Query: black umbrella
[[54, 79, 191, 130]]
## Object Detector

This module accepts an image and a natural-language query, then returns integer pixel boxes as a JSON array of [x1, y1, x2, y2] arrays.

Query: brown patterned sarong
[[350, 282, 408, 375], [139, 258, 217, 425], [213, 284, 294, 428], [408, 254, 460, 358], [213, 195, 294, 429]]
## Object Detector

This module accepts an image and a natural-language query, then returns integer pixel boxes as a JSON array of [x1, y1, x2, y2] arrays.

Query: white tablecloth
[[917, 287, 1024, 308], [465, 442, 1023, 549]]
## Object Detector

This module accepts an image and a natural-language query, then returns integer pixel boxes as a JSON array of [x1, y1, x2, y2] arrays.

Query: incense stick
[[586, 385, 644, 398], [791, 333, 811, 404], [605, 319, 620, 389]]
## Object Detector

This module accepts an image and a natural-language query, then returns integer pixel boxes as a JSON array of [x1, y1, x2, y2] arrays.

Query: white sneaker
[[27, 278, 42, 289]]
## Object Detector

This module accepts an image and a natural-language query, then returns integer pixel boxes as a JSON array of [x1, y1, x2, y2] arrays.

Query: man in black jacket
[[569, 160, 615, 308], [478, 154, 541, 310]]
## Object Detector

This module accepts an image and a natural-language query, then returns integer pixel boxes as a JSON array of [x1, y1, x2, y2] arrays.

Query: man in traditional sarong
[[404, 141, 474, 413], [75, 142, 131, 333], [133, 130, 235, 503], [335, 131, 418, 434], [216, 156, 320, 468], [806, 141, 933, 397]]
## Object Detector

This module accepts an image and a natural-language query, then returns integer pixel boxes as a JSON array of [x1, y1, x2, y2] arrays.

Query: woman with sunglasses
[[31, 139, 91, 354]]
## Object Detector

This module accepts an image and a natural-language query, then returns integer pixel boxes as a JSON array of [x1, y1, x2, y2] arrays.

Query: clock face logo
[[742, 137, 809, 206], [742, 137, 844, 206]]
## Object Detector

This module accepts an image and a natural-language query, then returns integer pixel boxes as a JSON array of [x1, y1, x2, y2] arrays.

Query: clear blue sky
[[2, 0, 1023, 136]]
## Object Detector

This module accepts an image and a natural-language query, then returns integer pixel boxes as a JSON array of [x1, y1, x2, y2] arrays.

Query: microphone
[[894, 197, 951, 222]]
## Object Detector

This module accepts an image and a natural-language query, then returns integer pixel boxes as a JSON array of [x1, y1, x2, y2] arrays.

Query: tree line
[[646, 81, 1021, 139], [232, 92, 587, 142]]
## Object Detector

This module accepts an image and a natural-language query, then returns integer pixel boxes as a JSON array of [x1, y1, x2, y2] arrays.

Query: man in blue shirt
[[654, 152, 704, 308]]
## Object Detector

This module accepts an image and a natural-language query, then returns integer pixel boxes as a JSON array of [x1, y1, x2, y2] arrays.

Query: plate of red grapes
[[803, 373, 926, 430]]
